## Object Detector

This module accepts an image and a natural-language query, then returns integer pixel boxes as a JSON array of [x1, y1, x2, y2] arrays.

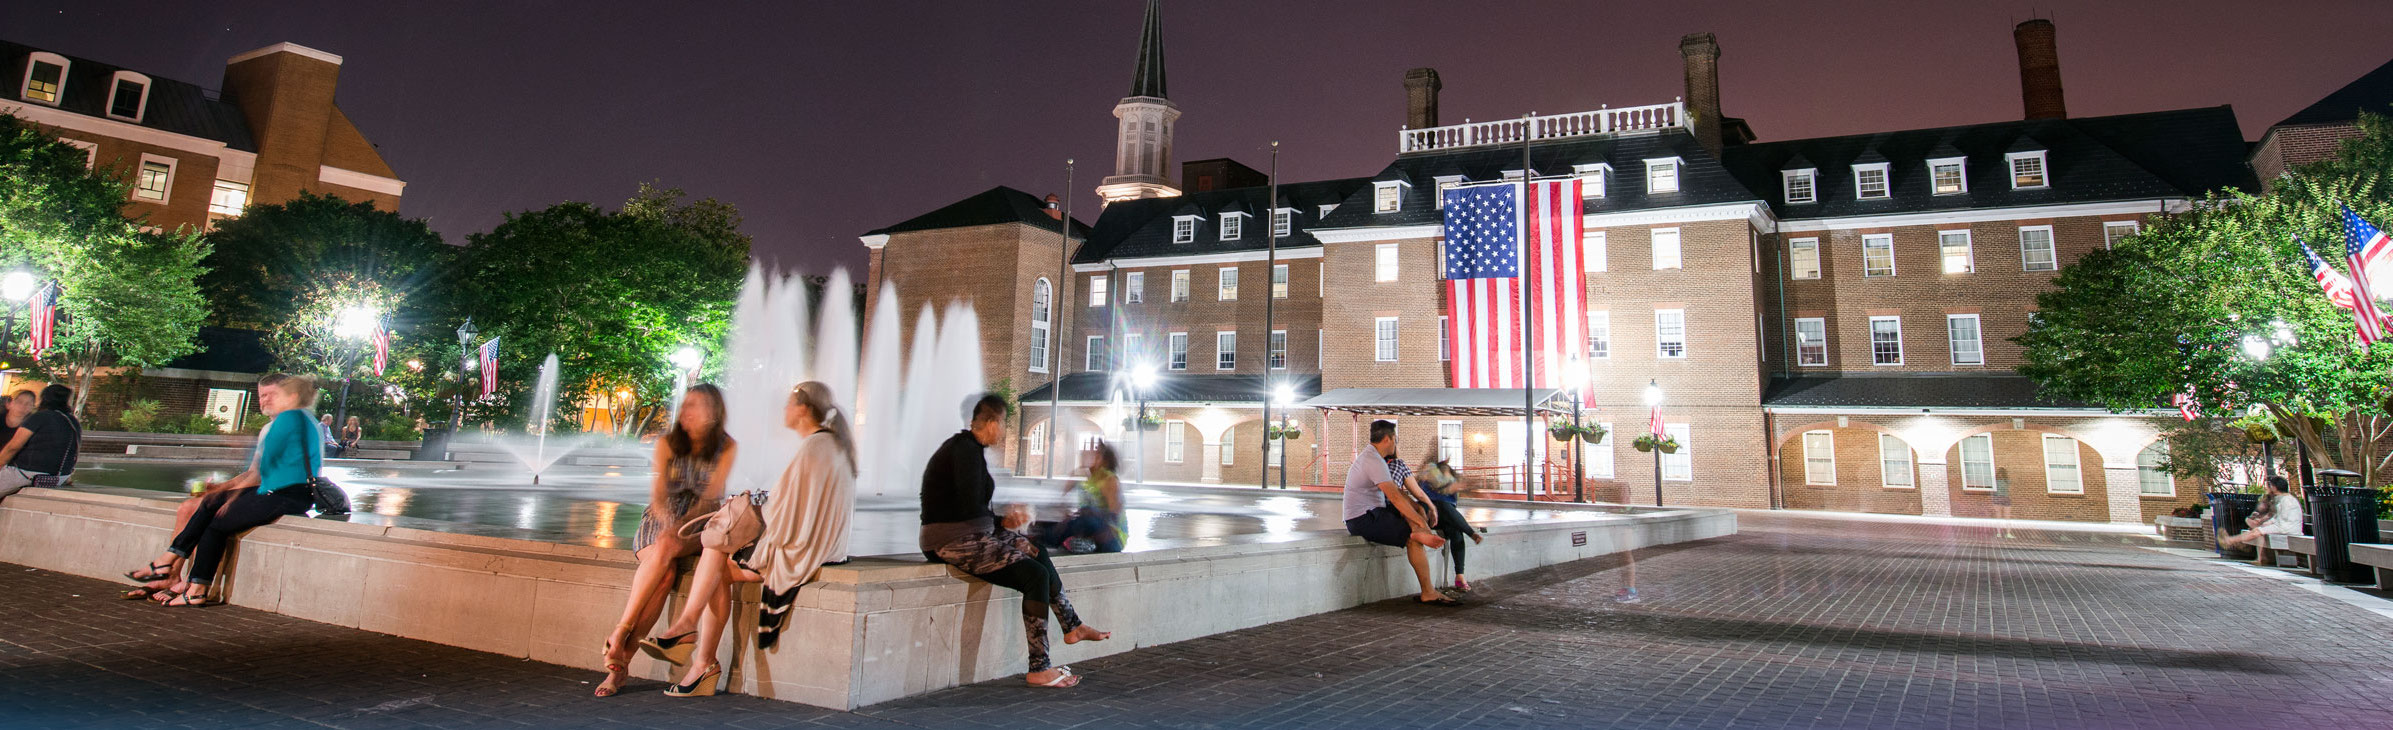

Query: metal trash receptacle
[[414, 428, 451, 462], [2207, 492, 2259, 556], [2308, 469, 2381, 584]]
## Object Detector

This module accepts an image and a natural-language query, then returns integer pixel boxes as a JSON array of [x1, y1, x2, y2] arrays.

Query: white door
[[1494, 421, 1545, 491], [203, 388, 248, 434]]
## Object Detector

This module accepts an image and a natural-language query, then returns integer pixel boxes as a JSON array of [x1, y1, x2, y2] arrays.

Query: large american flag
[[2340, 205, 2391, 345], [27, 282, 57, 359], [1441, 178, 1586, 391], [477, 336, 501, 398]]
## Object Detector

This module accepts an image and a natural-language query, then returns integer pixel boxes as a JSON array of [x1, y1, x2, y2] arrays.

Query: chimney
[[1679, 33, 1723, 156], [1043, 193, 1063, 220], [1404, 67, 1441, 130], [2014, 19, 2066, 120]]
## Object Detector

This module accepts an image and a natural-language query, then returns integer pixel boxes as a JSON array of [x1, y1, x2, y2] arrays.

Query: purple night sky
[[7, 1, 2390, 275]]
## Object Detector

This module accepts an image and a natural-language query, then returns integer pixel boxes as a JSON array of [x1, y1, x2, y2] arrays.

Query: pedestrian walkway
[[6, 512, 2391, 729]]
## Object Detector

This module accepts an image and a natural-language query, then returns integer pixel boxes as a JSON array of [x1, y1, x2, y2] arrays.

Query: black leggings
[[1430, 500, 1476, 575], [169, 486, 309, 585], [927, 537, 1085, 672]]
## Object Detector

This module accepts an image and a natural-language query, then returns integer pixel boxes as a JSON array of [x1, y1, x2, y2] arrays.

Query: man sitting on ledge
[[1344, 419, 1454, 606]]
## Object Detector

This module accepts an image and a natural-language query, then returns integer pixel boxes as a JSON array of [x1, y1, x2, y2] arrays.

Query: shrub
[[175, 413, 227, 434], [118, 399, 164, 432]]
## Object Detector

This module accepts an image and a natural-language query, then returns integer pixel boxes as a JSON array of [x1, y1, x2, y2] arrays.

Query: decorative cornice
[[316, 166, 404, 196]]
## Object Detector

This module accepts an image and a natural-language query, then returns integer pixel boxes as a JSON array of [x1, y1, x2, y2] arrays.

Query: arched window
[[20, 51, 69, 105], [2137, 441, 2173, 497], [106, 70, 151, 122], [1029, 278, 1052, 374]]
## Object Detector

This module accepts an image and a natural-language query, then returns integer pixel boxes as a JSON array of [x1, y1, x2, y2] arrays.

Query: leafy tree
[[456, 183, 747, 435], [198, 191, 451, 330], [2020, 115, 2393, 487]]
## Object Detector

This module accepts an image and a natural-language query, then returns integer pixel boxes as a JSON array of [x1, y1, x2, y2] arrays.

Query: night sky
[[7, 1, 2390, 275]]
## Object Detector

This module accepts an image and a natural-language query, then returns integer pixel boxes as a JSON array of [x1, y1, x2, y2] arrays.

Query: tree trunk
[[70, 350, 98, 419]]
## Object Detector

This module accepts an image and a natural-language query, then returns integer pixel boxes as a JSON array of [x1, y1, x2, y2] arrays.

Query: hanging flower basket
[[1632, 434, 1679, 454], [1280, 426, 1302, 440], [1548, 423, 1579, 442], [1122, 414, 1163, 432], [2243, 425, 2277, 444], [1577, 423, 1608, 444]]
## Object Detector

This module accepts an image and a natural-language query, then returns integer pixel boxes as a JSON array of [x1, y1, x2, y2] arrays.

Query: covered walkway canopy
[[1298, 387, 1570, 417]]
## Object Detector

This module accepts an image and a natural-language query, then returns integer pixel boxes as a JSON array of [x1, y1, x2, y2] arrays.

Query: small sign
[[1570, 531, 1587, 547]]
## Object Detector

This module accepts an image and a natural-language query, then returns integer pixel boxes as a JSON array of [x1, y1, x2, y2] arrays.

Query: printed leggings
[[928, 528, 1085, 672], [1431, 500, 1476, 575], [169, 486, 310, 585]]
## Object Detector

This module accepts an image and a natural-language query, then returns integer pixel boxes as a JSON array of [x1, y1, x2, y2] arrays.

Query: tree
[[456, 183, 747, 434], [198, 192, 451, 330], [2019, 114, 2393, 488]]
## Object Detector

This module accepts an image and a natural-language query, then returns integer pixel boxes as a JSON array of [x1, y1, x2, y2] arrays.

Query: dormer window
[[20, 52, 68, 105], [106, 71, 151, 122], [1433, 176, 1463, 209], [1373, 181, 1407, 213], [2007, 151, 2048, 189], [1272, 208, 1294, 236], [1171, 215, 1199, 243], [1645, 158, 1681, 194], [1219, 213, 1246, 241], [1854, 163, 1891, 200], [1318, 203, 1337, 218], [1782, 168, 1816, 204], [1928, 157, 1967, 195], [1573, 163, 1610, 199]]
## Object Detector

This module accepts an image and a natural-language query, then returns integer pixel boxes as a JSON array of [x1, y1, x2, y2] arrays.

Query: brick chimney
[[2014, 19, 2066, 120], [1043, 194, 1063, 220], [1679, 33, 1723, 156], [223, 43, 345, 207], [1404, 68, 1442, 130]]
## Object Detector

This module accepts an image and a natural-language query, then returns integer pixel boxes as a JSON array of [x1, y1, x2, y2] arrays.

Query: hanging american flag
[[27, 281, 57, 359], [369, 319, 391, 376], [2301, 237, 2360, 311], [2172, 392, 2198, 422], [2340, 206, 2392, 346], [1648, 405, 1664, 437], [1442, 178, 1585, 390], [477, 336, 501, 398]]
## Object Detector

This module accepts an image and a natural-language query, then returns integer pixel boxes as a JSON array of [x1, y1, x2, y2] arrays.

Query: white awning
[[1298, 388, 1569, 417]]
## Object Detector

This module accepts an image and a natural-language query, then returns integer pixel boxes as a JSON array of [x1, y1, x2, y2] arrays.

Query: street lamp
[[0, 271, 39, 359], [1273, 383, 1297, 489], [1131, 364, 1158, 486], [1643, 379, 1665, 507], [669, 346, 703, 373], [450, 318, 478, 452], [1562, 356, 1589, 503], [328, 305, 383, 439], [2239, 321, 2298, 478]]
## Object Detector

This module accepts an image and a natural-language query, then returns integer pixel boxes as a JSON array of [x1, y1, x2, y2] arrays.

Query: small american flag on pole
[[2172, 392, 2197, 422], [1648, 405, 1664, 437], [1441, 178, 1586, 391], [477, 336, 501, 398], [369, 319, 391, 376], [2339, 205, 2392, 346], [27, 281, 57, 359]]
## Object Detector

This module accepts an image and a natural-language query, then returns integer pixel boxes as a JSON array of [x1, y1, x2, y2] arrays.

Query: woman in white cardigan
[[2220, 476, 2304, 563], [638, 380, 855, 697]]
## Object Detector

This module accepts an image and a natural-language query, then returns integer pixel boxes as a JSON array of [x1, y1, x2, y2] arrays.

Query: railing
[[1398, 101, 1688, 154]]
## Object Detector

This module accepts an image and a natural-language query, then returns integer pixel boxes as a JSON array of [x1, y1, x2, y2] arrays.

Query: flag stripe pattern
[[477, 336, 501, 398], [2302, 237, 2361, 311], [370, 320, 391, 377], [2340, 205, 2391, 345], [27, 282, 56, 359], [1442, 178, 1587, 391]]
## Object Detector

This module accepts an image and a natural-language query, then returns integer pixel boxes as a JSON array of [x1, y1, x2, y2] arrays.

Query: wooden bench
[[2262, 534, 2317, 573], [2349, 543, 2393, 590]]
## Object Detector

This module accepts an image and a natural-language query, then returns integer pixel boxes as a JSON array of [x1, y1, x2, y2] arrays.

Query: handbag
[[309, 476, 351, 515], [679, 491, 764, 552]]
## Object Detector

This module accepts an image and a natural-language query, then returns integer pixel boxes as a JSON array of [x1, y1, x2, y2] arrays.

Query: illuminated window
[[20, 53, 67, 105], [1862, 234, 1895, 277], [1854, 163, 1890, 200], [1928, 157, 1966, 195], [1803, 431, 1836, 485], [1795, 318, 1827, 366], [1939, 230, 1973, 274], [134, 156, 175, 203], [1789, 238, 1820, 279], [209, 180, 250, 217], [2007, 151, 2047, 189], [1869, 316, 1903, 366], [1879, 434, 1914, 488]]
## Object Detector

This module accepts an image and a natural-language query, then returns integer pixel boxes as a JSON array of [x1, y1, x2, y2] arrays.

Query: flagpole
[[1045, 159, 1072, 480], [1262, 141, 1279, 488], [1520, 114, 1536, 499]]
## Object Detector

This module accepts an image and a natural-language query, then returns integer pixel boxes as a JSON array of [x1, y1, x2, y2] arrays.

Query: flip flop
[[1415, 595, 1463, 606], [1029, 666, 1080, 688]]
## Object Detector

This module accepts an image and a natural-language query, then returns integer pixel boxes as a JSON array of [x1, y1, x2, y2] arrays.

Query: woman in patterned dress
[[595, 384, 737, 697]]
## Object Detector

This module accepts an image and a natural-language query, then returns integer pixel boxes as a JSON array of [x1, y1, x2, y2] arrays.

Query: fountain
[[490, 352, 577, 483]]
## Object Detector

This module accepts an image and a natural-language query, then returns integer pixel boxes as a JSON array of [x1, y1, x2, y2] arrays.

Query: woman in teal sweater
[[125, 373, 322, 607]]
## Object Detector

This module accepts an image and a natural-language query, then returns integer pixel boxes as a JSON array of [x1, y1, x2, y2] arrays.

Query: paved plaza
[[6, 512, 2393, 729]]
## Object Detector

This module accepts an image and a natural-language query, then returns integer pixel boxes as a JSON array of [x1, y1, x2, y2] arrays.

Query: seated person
[[1039, 441, 1125, 554], [1342, 420, 1452, 605], [2219, 476, 2303, 564], [0, 385, 80, 499]]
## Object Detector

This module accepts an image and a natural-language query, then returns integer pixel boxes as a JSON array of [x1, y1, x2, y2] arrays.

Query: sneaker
[[1612, 587, 1641, 604]]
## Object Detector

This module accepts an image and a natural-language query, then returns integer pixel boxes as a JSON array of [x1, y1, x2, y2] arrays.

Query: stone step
[[122, 444, 411, 461]]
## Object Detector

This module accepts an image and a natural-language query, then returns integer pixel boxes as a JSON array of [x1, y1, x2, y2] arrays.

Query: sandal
[[120, 587, 159, 600], [159, 590, 214, 608], [662, 663, 721, 697], [638, 631, 697, 666], [124, 562, 176, 583], [1415, 595, 1463, 606], [594, 662, 629, 698], [1028, 666, 1080, 688]]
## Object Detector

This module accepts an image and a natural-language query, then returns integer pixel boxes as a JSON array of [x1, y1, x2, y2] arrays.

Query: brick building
[[2249, 56, 2393, 185], [865, 8, 2273, 523]]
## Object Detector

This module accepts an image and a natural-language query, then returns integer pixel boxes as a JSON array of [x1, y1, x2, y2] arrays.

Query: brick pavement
[[7, 513, 2393, 729]]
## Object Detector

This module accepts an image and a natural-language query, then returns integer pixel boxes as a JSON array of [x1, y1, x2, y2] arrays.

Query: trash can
[[414, 428, 451, 462], [2207, 492, 2260, 556], [2307, 469, 2381, 584]]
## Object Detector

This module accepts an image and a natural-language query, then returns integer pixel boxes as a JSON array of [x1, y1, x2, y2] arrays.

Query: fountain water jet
[[720, 266, 811, 495], [857, 284, 903, 495], [491, 353, 575, 483]]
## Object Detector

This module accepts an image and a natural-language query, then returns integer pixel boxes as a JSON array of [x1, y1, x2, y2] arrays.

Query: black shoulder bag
[[304, 422, 349, 515]]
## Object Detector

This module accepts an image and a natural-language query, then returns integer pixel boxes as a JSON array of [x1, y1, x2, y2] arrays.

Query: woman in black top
[[0, 385, 78, 499]]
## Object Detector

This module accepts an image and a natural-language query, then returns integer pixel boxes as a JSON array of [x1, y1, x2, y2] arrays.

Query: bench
[[2349, 543, 2393, 589], [2262, 534, 2317, 573]]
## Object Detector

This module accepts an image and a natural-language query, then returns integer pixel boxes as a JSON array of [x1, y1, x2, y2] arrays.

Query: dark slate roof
[[1313, 128, 1762, 232], [2277, 57, 2393, 127], [163, 327, 274, 374], [1, 40, 257, 151], [1761, 374, 2097, 411], [1126, 0, 1167, 99], [1072, 177, 1368, 264], [1020, 372, 1321, 404], [1723, 107, 2256, 220], [863, 186, 1092, 238]]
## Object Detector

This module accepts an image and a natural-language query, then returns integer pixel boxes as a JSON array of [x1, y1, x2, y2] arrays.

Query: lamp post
[[1563, 356, 1589, 503], [328, 305, 382, 437], [2239, 321, 2297, 477], [0, 271, 36, 359], [451, 318, 477, 450], [667, 345, 702, 430], [1644, 379, 1665, 507], [1274, 383, 1296, 489], [1132, 364, 1157, 486]]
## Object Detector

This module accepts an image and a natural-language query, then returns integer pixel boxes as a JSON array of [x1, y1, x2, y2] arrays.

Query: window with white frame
[[1947, 314, 1983, 365], [134, 156, 175, 203], [1028, 278, 1052, 373], [2007, 151, 2047, 189], [1375, 243, 1399, 282], [1218, 267, 1239, 300], [1124, 271, 1144, 304], [1168, 332, 1188, 370], [1651, 227, 1682, 270], [1171, 269, 1190, 302], [2137, 442, 2173, 496], [1587, 311, 1611, 360], [1783, 168, 1816, 204], [1939, 230, 1973, 274], [1374, 181, 1403, 213], [2103, 221, 2139, 248], [1165, 421, 1185, 462], [1439, 421, 1464, 465], [1124, 332, 1144, 366], [209, 180, 250, 217], [1268, 430, 1284, 467], [2043, 435, 2083, 493], [1880, 434, 1914, 488], [1790, 238, 1821, 279], [1655, 309, 1686, 359], [1861, 234, 1895, 277], [1583, 230, 1608, 272], [1585, 422, 1614, 477], [1273, 209, 1293, 236], [59, 138, 96, 168], [1574, 164, 1608, 199], [1869, 316, 1903, 365], [1375, 317, 1399, 361], [1027, 422, 1045, 458], [1928, 157, 1966, 195], [1086, 336, 1107, 371], [1795, 318, 1827, 366], [106, 71, 150, 122], [1172, 216, 1197, 243], [1803, 431, 1836, 485], [2019, 226, 2056, 271], [1854, 163, 1890, 200], [1437, 317, 1450, 362], [1221, 427, 1235, 466], [1220, 213, 1244, 240], [21, 53, 67, 105], [1269, 330, 1287, 370], [1089, 275, 1108, 306], [1433, 176, 1462, 209], [1960, 434, 1996, 489], [1661, 424, 1692, 480], [1272, 264, 1288, 298], [1216, 331, 1236, 370], [1646, 158, 1681, 194]]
